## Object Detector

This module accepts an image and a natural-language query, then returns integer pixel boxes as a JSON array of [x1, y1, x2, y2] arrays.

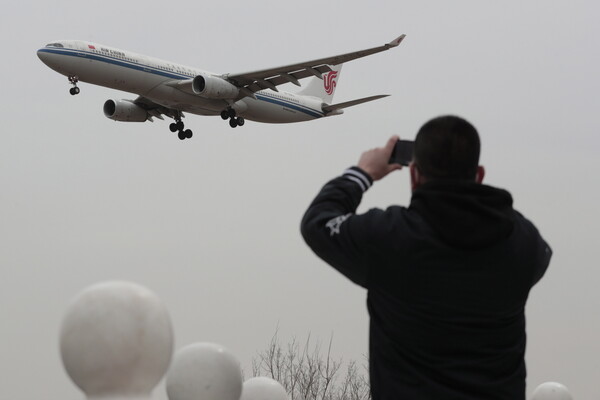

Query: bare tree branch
[[252, 330, 371, 400]]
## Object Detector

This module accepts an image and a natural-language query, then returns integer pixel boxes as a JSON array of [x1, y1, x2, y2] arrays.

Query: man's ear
[[410, 163, 421, 191], [475, 166, 485, 184]]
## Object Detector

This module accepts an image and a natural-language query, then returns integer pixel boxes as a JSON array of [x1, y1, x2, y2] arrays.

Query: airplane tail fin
[[297, 64, 343, 103]]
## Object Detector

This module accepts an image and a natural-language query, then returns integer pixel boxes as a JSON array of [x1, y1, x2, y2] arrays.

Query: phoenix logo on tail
[[323, 71, 338, 95]]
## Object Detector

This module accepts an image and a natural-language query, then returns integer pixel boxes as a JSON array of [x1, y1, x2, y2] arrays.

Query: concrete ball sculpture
[[59, 281, 174, 400], [240, 377, 289, 400], [166, 342, 243, 400], [531, 382, 573, 400]]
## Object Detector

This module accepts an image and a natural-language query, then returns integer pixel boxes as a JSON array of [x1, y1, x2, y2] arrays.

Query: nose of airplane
[[37, 48, 63, 74], [37, 48, 49, 64]]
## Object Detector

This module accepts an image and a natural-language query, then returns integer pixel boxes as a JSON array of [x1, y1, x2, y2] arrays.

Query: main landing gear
[[220, 108, 245, 128], [68, 75, 80, 95], [169, 117, 193, 140]]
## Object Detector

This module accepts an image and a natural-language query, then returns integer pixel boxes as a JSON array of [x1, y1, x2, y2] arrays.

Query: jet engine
[[192, 74, 239, 99], [103, 99, 148, 122]]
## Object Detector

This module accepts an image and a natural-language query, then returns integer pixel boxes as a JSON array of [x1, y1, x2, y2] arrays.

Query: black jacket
[[301, 167, 551, 400]]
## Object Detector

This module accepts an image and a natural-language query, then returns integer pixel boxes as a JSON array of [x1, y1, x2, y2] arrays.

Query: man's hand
[[358, 136, 403, 181]]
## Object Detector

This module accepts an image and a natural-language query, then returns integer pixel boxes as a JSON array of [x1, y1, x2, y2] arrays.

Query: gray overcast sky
[[1, 1, 599, 399]]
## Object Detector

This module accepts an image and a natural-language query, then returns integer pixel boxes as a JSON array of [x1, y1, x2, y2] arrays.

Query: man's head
[[410, 115, 485, 190]]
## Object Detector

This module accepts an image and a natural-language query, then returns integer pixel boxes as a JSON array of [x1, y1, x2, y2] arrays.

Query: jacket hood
[[409, 181, 515, 249]]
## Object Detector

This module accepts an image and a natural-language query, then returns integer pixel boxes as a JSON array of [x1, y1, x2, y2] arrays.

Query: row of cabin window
[[155, 64, 194, 76], [92, 50, 190, 76], [265, 91, 299, 103], [92, 48, 137, 64]]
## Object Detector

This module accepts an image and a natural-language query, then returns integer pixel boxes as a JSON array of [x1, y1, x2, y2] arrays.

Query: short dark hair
[[413, 115, 481, 180]]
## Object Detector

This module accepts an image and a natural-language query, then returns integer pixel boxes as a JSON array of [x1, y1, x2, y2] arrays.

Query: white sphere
[[531, 382, 572, 400], [240, 377, 289, 400], [59, 281, 174, 399], [166, 342, 243, 400]]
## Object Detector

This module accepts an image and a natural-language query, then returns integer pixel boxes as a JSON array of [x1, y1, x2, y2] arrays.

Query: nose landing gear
[[68, 76, 80, 95], [221, 108, 244, 128]]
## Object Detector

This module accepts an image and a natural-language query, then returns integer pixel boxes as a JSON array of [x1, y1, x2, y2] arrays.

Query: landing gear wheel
[[184, 129, 193, 139], [221, 108, 236, 120], [178, 131, 186, 140], [229, 118, 238, 128], [176, 121, 184, 131], [236, 117, 245, 126], [68, 76, 80, 95], [169, 123, 178, 132]]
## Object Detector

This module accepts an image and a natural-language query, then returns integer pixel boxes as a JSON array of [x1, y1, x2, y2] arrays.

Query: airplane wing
[[131, 96, 182, 121], [322, 95, 390, 115], [225, 34, 405, 97]]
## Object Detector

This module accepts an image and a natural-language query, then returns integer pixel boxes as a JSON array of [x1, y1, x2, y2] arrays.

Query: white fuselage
[[37, 40, 325, 123]]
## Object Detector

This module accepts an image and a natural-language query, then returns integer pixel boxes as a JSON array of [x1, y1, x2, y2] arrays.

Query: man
[[300, 116, 551, 400]]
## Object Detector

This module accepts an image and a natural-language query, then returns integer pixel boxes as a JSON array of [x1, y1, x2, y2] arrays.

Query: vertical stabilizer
[[297, 64, 343, 103]]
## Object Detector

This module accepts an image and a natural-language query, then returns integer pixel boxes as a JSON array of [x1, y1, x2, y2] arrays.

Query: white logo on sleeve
[[325, 213, 352, 236]]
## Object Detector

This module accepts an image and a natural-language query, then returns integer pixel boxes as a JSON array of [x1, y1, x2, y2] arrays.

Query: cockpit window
[[46, 43, 64, 48]]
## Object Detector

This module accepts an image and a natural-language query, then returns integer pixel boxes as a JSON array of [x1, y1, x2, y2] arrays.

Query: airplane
[[37, 34, 405, 140]]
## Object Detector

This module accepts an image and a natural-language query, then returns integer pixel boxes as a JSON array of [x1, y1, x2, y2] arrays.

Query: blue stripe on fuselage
[[255, 94, 323, 118], [38, 47, 324, 119], [38, 47, 192, 80]]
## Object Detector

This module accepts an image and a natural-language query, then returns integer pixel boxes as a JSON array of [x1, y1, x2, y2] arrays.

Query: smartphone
[[389, 140, 414, 166]]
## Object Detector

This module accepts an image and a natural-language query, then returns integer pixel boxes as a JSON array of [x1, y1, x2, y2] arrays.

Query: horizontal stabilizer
[[322, 94, 389, 114]]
